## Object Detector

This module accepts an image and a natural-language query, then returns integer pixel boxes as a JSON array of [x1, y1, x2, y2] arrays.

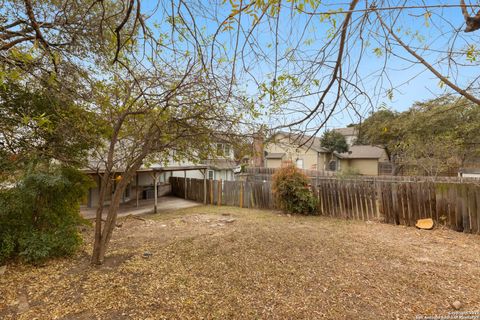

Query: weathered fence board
[[170, 176, 480, 235], [171, 177, 275, 210]]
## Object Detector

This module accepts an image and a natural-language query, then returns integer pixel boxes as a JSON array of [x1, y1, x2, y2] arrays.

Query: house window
[[216, 143, 231, 158], [224, 144, 231, 156], [216, 143, 223, 155], [328, 160, 337, 171], [208, 170, 215, 180], [296, 159, 304, 169]]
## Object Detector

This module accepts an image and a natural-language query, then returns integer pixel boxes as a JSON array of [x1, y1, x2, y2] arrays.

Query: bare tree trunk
[[91, 173, 110, 264], [96, 184, 125, 263], [91, 167, 136, 264], [91, 112, 129, 265], [91, 141, 153, 265]]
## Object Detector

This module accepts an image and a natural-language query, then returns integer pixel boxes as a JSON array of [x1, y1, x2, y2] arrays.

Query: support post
[[240, 182, 244, 208], [203, 169, 207, 205], [136, 173, 139, 208], [154, 172, 158, 214]]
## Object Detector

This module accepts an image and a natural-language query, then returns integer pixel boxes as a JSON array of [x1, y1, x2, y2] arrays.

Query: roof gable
[[337, 145, 386, 159], [270, 131, 327, 153]]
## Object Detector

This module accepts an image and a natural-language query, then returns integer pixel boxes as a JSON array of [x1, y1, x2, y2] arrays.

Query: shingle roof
[[205, 159, 238, 170], [265, 152, 285, 159], [333, 127, 357, 136], [337, 145, 385, 159], [461, 168, 480, 174], [272, 131, 327, 153]]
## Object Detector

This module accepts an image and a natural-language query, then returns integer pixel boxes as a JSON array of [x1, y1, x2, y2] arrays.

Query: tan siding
[[266, 159, 283, 168], [339, 159, 349, 171], [348, 159, 379, 176], [264, 147, 319, 169]]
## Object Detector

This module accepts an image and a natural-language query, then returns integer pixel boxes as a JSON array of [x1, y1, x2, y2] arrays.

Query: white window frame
[[208, 170, 215, 180], [296, 158, 304, 169]]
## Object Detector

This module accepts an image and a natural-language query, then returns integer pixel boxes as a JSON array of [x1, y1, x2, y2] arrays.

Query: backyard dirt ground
[[1, 205, 480, 319]]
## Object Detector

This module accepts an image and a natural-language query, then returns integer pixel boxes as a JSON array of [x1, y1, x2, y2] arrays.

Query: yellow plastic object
[[415, 218, 434, 230]]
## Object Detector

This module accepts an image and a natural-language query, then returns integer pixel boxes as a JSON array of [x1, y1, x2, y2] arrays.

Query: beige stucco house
[[263, 131, 389, 176], [336, 145, 390, 175], [82, 141, 239, 208], [264, 132, 328, 170]]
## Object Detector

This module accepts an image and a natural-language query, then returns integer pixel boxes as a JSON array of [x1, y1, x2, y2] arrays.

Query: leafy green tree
[[0, 82, 100, 181], [320, 130, 349, 171], [356, 109, 405, 174], [357, 97, 480, 176], [320, 130, 349, 153], [0, 167, 92, 265]]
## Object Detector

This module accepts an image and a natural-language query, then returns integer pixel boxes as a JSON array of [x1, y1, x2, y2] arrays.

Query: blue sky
[[143, 1, 480, 132]]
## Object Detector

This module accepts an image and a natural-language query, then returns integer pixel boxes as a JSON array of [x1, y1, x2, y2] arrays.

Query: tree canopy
[[216, 0, 480, 136], [357, 96, 480, 175], [2, 0, 480, 263], [320, 130, 349, 154]]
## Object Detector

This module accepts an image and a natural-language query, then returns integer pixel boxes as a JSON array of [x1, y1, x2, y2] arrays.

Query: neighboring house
[[263, 131, 327, 170], [82, 141, 239, 208], [336, 145, 390, 176], [333, 127, 358, 146], [458, 168, 480, 178], [171, 141, 238, 181], [261, 130, 389, 176]]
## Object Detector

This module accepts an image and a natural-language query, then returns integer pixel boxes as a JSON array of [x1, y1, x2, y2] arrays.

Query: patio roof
[[82, 164, 209, 174]]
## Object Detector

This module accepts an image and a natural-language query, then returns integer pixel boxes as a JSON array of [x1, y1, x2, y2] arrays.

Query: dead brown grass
[[1, 205, 480, 319]]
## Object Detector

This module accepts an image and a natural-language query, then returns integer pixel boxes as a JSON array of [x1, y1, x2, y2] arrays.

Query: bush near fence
[[170, 176, 480, 235]]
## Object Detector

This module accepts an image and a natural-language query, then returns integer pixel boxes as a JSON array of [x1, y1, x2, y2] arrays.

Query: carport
[[82, 164, 210, 213], [134, 165, 210, 213]]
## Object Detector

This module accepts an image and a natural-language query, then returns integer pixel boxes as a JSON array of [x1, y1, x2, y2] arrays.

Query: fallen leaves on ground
[[1, 206, 480, 319]]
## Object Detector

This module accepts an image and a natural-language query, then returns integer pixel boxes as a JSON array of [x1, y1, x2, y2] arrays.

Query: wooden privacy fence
[[170, 177, 275, 209], [316, 179, 480, 233], [170, 176, 480, 234], [243, 167, 336, 182]]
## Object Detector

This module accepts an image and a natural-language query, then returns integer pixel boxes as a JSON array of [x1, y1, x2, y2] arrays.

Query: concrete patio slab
[[80, 196, 200, 219]]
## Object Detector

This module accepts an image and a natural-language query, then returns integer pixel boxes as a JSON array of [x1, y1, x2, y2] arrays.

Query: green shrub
[[272, 165, 318, 215], [0, 167, 92, 265], [338, 167, 361, 178]]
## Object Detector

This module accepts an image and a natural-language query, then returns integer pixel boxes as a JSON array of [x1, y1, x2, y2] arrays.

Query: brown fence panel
[[169, 176, 480, 235]]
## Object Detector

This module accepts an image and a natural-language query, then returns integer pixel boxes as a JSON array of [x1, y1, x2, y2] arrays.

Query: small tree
[[272, 165, 318, 215], [320, 130, 349, 170], [320, 130, 349, 154]]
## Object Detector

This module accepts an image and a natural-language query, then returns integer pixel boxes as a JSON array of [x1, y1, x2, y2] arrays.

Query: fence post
[[376, 181, 382, 220], [184, 170, 187, 199], [218, 179, 222, 206], [240, 181, 244, 208], [210, 179, 214, 205], [203, 169, 207, 205]]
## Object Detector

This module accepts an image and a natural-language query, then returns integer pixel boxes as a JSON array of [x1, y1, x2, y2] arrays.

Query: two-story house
[[261, 130, 389, 176], [82, 140, 239, 208]]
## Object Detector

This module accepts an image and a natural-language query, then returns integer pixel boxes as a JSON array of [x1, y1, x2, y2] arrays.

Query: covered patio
[[83, 165, 211, 213]]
